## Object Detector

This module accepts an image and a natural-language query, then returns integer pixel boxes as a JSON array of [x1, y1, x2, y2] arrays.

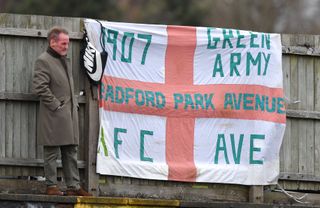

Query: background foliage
[[1, 0, 320, 34]]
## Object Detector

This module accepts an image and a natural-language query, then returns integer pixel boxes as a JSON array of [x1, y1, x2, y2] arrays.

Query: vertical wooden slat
[[24, 18, 43, 176], [43, 15, 54, 30], [13, 13, 26, 176], [0, 38, 5, 92], [298, 55, 307, 174], [25, 14, 45, 178], [314, 57, 320, 178], [71, 42, 81, 94], [280, 33, 291, 174], [0, 35, 6, 176], [13, 38, 23, 177], [27, 103, 37, 175], [78, 104, 86, 161], [289, 55, 299, 174], [249, 185, 263, 203], [5, 43, 14, 177], [20, 38, 31, 176], [69, 18, 85, 162], [3, 13, 14, 177], [12, 14, 23, 176], [305, 34, 316, 180], [305, 55, 315, 177], [0, 14, 7, 176], [315, 35, 320, 48], [281, 54, 292, 173], [84, 79, 100, 196], [52, 16, 64, 28]]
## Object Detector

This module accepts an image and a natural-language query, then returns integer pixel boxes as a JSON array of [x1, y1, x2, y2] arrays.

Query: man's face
[[50, 33, 69, 56]]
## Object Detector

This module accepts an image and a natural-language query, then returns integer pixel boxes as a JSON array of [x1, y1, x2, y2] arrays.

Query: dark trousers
[[43, 145, 80, 189]]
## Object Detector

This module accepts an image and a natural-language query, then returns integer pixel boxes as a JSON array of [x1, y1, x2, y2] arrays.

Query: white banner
[[85, 19, 286, 185]]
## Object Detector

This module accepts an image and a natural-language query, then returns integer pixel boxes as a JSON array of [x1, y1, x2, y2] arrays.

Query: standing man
[[33, 26, 91, 196]]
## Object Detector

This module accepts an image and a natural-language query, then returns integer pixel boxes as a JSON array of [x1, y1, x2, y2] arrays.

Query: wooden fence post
[[249, 185, 264, 203], [84, 79, 100, 196]]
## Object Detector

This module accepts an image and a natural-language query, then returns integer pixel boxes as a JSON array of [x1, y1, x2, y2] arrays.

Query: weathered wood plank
[[13, 37, 23, 176], [0, 158, 85, 168], [5, 102, 13, 176], [289, 55, 299, 173], [29, 14, 45, 30], [279, 180, 320, 192], [279, 173, 320, 182], [84, 78, 100, 196], [0, 13, 14, 27], [26, 103, 37, 176], [4, 28, 14, 176], [305, 55, 315, 177], [24, 39, 38, 93], [281, 34, 317, 47], [249, 186, 263, 203], [298, 55, 308, 174], [0, 101, 5, 176], [315, 57, 320, 178], [77, 105, 85, 161], [52, 16, 64, 28], [0, 102, 5, 158], [0, 38, 5, 91], [34, 105, 43, 176], [264, 191, 320, 206], [23, 35, 40, 176], [280, 54, 291, 173], [0, 35, 6, 175], [314, 56, 320, 177], [13, 103, 22, 176], [99, 183, 248, 202], [281, 34, 320, 56], [13, 13, 28, 28], [282, 46, 320, 56], [77, 24, 86, 97], [288, 56, 299, 110], [0, 179, 46, 195], [287, 36, 301, 177], [286, 109, 320, 119], [315, 35, 320, 48], [71, 41, 82, 95], [20, 104, 29, 176], [297, 56, 306, 110], [0, 28, 83, 39], [0, 35, 5, 175], [19, 37, 30, 165]]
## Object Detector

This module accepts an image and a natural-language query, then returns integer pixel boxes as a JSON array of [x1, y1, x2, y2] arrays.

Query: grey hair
[[47, 26, 69, 43]]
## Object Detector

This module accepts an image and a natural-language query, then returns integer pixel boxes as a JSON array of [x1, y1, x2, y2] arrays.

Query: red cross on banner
[[165, 26, 197, 181]]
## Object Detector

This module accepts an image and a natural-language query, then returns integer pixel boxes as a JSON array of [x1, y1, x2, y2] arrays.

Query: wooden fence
[[280, 34, 320, 191], [0, 13, 320, 202]]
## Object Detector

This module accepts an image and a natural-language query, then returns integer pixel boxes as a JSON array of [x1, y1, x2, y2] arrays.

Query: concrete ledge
[[76, 196, 128, 205], [76, 196, 180, 207], [129, 198, 180, 206], [0, 194, 180, 207], [0, 193, 77, 203], [2, 193, 320, 208]]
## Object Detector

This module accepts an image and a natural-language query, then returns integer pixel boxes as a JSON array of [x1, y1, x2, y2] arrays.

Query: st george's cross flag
[[84, 19, 286, 185]]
